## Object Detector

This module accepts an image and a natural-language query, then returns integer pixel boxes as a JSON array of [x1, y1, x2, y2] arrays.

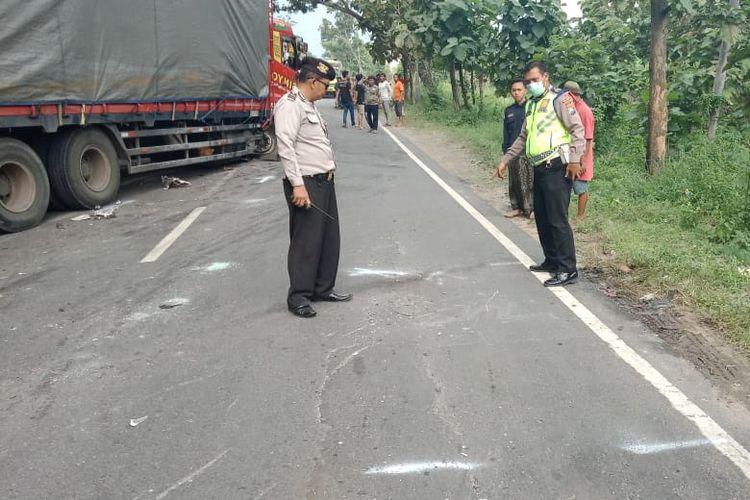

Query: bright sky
[[287, 1, 583, 58]]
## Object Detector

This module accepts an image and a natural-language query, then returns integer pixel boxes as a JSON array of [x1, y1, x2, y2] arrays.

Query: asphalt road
[[2, 99, 750, 500]]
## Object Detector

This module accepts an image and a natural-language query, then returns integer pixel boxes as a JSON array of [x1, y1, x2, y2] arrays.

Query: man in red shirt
[[563, 81, 594, 224]]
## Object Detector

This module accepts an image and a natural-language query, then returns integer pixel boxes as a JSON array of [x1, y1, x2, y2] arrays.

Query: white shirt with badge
[[274, 87, 336, 187]]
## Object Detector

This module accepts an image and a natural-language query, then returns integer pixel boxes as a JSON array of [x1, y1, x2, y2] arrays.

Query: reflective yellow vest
[[525, 90, 571, 165]]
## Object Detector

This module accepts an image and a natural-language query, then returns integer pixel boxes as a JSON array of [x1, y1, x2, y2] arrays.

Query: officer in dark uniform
[[274, 57, 352, 318]]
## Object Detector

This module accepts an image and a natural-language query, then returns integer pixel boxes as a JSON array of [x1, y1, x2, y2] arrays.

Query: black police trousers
[[533, 158, 577, 273], [283, 175, 340, 309]]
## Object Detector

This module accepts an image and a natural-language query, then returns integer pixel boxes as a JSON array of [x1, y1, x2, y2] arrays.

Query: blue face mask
[[527, 81, 546, 98]]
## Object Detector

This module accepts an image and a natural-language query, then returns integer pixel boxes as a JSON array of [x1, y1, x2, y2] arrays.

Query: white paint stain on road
[[242, 198, 270, 204], [199, 262, 235, 272], [256, 175, 276, 184], [623, 438, 725, 455], [349, 268, 413, 278], [365, 461, 480, 475]]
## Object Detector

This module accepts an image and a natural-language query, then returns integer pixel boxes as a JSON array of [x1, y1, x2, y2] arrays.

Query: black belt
[[304, 171, 335, 181], [534, 157, 564, 169]]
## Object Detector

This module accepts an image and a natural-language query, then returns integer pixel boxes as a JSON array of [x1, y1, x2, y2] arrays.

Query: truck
[[0, 0, 307, 232]]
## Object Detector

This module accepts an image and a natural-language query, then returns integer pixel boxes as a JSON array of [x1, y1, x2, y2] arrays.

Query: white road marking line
[[382, 126, 750, 480], [140, 207, 206, 263], [154, 449, 230, 499], [623, 438, 726, 455], [365, 461, 480, 475]]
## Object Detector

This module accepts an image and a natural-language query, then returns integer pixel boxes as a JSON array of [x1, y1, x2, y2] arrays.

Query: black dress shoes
[[529, 262, 556, 272], [544, 271, 579, 287], [289, 304, 317, 318], [313, 291, 353, 302]]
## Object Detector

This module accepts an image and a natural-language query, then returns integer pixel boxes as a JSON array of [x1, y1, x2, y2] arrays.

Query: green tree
[[398, 0, 565, 110], [319, 10, 379, 75]]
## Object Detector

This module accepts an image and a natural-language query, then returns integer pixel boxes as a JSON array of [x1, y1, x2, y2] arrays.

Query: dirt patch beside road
[[394, 122, 750, 411]]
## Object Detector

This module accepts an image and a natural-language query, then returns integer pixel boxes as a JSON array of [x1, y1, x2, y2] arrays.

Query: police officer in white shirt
[[274, 58, 353, 318]]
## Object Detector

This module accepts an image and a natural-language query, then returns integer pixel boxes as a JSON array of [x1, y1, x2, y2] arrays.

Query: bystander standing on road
[[336, 70, 356, 128], [378, 73, 393, 126], [495, 61, 585, 287], [563, 81, 595, 224], [354, 73, 366, 130], [273, 57, 353, 318], [502, 78, 534, 219], [393, 74, 406, 127], [364, 75, 380, 134]]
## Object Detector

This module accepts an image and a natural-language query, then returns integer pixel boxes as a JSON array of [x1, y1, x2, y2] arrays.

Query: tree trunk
[[708, 0, 740, 139], [470, 71, 476, 106], [401, 48, 414, 104], [417, 58, 435, 89], [449, 66, 461, 111], [479, 72, 484, 111], [646, 0, 669, 174], [458, 65, 470, 109]]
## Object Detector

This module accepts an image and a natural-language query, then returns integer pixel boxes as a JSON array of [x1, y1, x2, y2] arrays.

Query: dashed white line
[[382, 126, 750, 481], [140, 207, 207, 263]]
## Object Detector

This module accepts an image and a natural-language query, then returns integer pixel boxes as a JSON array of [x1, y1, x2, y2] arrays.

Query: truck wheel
[[254, 129, 277, 156], [0, 138, 50, 232], [48, 128, 120, 209]]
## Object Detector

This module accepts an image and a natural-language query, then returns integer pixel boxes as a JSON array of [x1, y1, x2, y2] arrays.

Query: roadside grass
[[409, 91, 750, 346]]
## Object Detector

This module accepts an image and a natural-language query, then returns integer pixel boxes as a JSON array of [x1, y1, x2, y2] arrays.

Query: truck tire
[[48, 128, 120, 209], [255, 127, 278, 156], [0, 138, 50, 232]]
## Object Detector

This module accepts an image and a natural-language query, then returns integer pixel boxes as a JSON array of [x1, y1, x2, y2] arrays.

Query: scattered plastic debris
[[91, 202, 120, 219], [71, 201, 122, 221], [129, 416, 148, 427], [162, 176, 192, 190]]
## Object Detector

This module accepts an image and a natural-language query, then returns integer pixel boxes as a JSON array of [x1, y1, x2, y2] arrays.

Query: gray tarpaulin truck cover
[[0, 0, 269, 104]]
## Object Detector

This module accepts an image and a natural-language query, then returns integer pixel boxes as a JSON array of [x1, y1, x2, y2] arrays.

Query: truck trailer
[[0, 0, 306, 232]]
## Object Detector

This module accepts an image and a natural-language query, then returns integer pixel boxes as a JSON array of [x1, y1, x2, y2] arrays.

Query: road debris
[[640, 293, 656, 302], [71, 201, 121, 221], [162, 176, 192, 190], [159, 298, 189, 309], [129, 416, 149, 427]]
